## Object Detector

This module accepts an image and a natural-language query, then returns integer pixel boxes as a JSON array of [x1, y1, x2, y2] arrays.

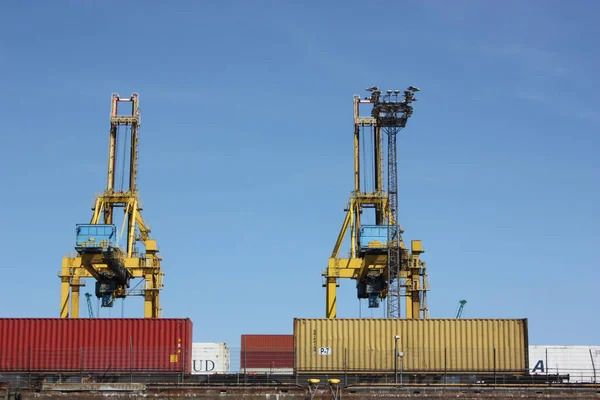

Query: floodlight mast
[[323, 85, 429, 320]]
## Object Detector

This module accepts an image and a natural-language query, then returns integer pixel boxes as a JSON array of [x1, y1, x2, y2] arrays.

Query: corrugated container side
[[240, 350, 295, 369], [294, 318, 528, 374], [191, 343, 230, 375], [0, 318, 192, 374], [240, 335, 294, 369], [241, 334, 293, 351], [529, 345, 600, 383]]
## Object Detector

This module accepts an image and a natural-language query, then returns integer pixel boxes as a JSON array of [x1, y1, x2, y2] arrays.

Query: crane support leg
[[144, 272, 161, 318], [60, 287, 70, 318], [406, 287, 413, 319], [411, 273, 421, 318], [151, 273, 161, 318], [144, 273, 154, 318], [60, 258, 72, 318], [405, 269, 422, 319], [326, 278, 337, 319], [60, 279, 70, 317], [412, 292, 421, 317], [71, 277, 80, 319]]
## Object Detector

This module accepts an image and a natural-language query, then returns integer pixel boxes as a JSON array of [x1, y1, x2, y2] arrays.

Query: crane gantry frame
[[59, 93, 164, 319], [322, 86, 430, 319]]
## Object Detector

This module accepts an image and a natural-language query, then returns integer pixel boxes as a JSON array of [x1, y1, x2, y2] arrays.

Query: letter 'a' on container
[[294, 318, 529, 374], [0, 318, 193, 374], [528, 345, 600, 383]]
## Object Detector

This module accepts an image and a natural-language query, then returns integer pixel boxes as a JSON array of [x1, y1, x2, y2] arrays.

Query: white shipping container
[[529, 345, 600, 383], [191, 343, 230, 374]]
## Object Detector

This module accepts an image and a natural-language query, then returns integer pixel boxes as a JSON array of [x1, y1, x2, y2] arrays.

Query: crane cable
[[115, 123, 130, 246], [363, 125, 369, 193], [360, 125, 365, 193], [119, 124, 128, 191], [359, 124, 375, 194], [367, 124, 373, 194]]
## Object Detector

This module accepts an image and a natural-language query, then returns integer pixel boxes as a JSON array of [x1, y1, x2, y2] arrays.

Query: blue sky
[[0, 0, 598, 348]]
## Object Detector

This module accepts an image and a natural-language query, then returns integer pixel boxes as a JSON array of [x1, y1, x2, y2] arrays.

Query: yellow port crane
[[323, 86, 430, 319], [59, 93, 164, 318]]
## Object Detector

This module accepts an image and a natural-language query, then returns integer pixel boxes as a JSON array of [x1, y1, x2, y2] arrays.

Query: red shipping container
[[240, 334, 294, 369], [0, 318, 192, 373]]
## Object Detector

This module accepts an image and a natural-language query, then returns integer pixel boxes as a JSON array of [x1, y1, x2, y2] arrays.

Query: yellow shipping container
[[294, 319, 528, 374]]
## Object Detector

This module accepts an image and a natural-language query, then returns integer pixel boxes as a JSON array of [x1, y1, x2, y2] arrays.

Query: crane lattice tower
[[322, 86, 430, 319]]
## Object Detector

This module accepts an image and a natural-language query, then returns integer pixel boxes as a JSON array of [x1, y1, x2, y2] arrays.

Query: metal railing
[[0, 346, 597, 388]]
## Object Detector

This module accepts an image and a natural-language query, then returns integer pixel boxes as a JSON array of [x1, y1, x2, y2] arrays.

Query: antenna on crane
[[455, 300, 467, 318]]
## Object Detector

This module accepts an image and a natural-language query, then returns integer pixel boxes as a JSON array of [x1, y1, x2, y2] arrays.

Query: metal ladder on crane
[[85, 293, 95, 318]]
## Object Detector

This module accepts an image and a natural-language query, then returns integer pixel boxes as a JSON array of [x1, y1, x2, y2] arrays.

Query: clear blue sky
[[0, 0, 598, 348]]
